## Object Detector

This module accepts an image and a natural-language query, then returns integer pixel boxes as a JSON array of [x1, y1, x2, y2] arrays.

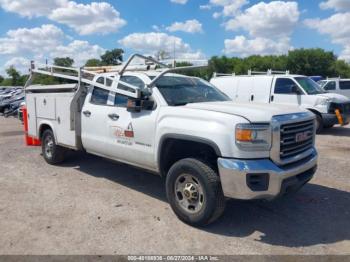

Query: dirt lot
[[0, 117, 349, 255]]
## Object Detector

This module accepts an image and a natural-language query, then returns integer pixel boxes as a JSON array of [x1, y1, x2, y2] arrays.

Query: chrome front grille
[[271, 112, 316, 166], [280, 119, 314, 160]]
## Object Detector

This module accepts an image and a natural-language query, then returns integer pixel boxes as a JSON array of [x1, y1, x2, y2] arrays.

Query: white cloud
[[200, 4, 211, 10], [48, 2, 126, 35], [320, 0, 350, 11], [0, 24, 65, 55], [305, 12, 350, 61], [220, 1, 298, 57], [166, 19, 203, 33], [4, 57, 30, 74], [0, 1, 126, 35], [0, 0, 66, 17], [225, 1, 300, 38], [208, 0, 248, 17], [50, 40, 105, 66], [170, 0, 188, 4], [118, 32, 205, 59], [0, 24, 106, 74], [224, 35, 291, 56]]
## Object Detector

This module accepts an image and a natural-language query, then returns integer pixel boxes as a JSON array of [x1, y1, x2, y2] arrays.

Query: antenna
[[173, 40, 176, 68]]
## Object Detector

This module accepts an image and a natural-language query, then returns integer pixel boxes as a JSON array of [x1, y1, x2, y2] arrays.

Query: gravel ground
[[0, 117, 349, 255]]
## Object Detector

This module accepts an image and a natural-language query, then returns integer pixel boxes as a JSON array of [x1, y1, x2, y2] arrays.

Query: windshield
[[155, 76, 230, 106], [295, 77, 327, 95]]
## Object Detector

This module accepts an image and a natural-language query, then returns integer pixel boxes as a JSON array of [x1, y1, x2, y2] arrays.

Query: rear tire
[[41, 129, 66, 165], [166, 158, 226, 226]]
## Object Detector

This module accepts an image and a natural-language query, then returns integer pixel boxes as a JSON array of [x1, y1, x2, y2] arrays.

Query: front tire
[[41, 129, 66, 164], [166, 158, 226, 226], [315, 114, 323, 133]]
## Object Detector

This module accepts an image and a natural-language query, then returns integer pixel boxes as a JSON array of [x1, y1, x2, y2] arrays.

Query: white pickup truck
[[210, 72, 350, 132], [25, 55, 318, 226]]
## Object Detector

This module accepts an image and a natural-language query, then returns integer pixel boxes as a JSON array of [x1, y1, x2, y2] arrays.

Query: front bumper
[[217, 148, 318, 200]]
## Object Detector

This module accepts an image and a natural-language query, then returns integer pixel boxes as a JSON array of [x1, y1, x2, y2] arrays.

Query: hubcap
[[175, 174, 204, 214], [44, 136, 54, 159]]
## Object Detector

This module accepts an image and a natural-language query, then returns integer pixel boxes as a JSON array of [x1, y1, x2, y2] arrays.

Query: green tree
[[101, 48, 124, 65], [85, 58, 103, 67], [287, 48, 337, 77], [0, 75, 4, 84], [6, 66, 21, 86], [54, 57, 74, 67], [332, 60, 350, 78]]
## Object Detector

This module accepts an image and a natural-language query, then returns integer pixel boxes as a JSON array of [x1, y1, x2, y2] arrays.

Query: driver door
[[105, 75, 159, 170], [271, 78, 303, 106]]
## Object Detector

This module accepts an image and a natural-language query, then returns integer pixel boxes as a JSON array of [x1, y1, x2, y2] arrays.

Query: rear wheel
[[166, 158, 226, 226], [42, 129, 66, 164]]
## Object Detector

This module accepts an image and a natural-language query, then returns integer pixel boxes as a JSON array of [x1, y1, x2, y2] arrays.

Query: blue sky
[[0, 0, 349, 75]]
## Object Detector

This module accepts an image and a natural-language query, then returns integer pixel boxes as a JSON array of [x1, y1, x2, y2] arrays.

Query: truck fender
[[38, 121, 56, 141], [157, 134, 222, 177]]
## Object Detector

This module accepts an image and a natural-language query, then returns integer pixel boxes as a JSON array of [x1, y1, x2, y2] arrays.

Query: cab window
[[274, 78, 302, 94], [91, 87, 109, 105], [114, 94, 128, 107], [323, 81, 336, 91], [121, 76, 145, 89], [117, 76, 145, 93], [340, 81, 350, 90], [96, 77, 105, 85]]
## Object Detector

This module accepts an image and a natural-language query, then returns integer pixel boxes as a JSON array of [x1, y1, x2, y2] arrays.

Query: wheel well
[[307, 109, 322, 119], [158, 138, 220, 177], [39, 124, 52, 140]]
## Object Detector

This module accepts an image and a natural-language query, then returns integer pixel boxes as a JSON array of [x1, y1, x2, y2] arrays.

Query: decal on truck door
[[111, 122, 134, 146]]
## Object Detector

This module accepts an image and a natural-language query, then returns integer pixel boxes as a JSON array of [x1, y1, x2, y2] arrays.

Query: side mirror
[[127, 98, 155, 113], [127, 98, 142, 113]]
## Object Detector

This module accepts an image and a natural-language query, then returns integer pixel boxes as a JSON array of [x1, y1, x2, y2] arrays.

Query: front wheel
[[315, 114, 323, 133], [166, 158, 226, 226], [41, 129, 66, 165]]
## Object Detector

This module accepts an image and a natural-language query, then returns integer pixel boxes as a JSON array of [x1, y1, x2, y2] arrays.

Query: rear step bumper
[[217, 148, 318, 200]]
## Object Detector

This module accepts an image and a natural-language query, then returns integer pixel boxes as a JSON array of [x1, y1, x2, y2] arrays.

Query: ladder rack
[[24, 53, 208, 99], [214, 69, 290, 77]]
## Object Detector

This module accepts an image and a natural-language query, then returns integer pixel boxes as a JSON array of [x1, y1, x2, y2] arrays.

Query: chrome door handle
[[83, 110, 91, 117], [108, 113, 119, 121]]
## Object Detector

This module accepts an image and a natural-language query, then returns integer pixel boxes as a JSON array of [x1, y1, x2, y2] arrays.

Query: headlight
[[235, 123, 271, 151]]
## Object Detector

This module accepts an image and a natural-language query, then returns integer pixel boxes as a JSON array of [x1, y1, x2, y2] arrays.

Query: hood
[[316, 93, 350, 103], [185, 101, 308, 122]]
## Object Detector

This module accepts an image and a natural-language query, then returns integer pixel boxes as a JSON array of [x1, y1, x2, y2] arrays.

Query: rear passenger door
[[81, 79, 111, 155], [271, 78, 304, 106]]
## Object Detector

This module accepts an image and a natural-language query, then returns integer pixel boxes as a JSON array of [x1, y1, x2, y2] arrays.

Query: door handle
[[271, 95, 274, 102], [108, 113, 119, 121], [83, 110, 91, 117]]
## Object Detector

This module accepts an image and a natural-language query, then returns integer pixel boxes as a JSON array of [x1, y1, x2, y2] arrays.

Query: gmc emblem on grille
[[295, 131, 311, 142]]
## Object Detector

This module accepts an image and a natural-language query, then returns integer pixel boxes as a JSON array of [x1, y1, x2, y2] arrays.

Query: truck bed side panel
[[26, 94, 38, 137], [55, 94, 76, 147]]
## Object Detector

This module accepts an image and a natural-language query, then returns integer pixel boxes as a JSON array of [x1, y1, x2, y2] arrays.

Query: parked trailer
[[25, 55, 318, 226]]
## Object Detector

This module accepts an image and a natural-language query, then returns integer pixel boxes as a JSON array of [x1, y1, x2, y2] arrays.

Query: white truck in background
[[318, 78, 350, 98], [25, 55, 318, 226], [211, 71, 350, 132]]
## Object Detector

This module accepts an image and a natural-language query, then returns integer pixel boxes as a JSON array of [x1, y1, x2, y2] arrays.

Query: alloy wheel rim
[[45, 136, 54, 159], [174, 174, 205, 214]]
